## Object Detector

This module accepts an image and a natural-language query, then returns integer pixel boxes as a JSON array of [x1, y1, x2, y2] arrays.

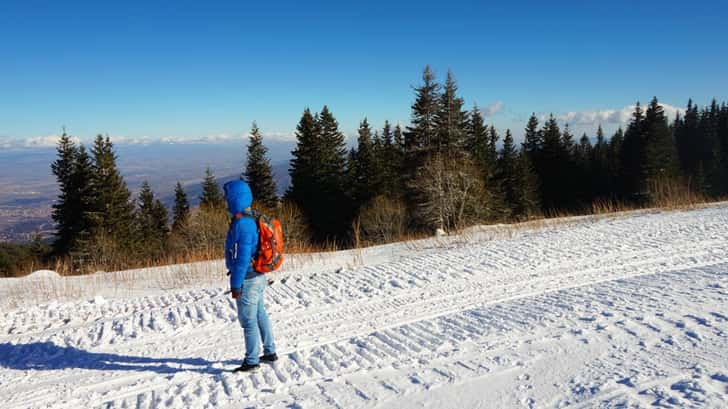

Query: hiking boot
[[260, 353, 279, 363], [233, 363, 260, 373]]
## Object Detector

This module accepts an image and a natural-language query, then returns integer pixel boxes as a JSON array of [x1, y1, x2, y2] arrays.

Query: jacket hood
[[223, 180, 253, 215]]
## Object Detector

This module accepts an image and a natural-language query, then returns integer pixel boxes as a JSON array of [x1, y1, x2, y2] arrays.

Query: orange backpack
[[235, 211, 284, 273]]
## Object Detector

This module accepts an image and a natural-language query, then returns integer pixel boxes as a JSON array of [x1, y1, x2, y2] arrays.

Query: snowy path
[[1, 206, 727, 408]]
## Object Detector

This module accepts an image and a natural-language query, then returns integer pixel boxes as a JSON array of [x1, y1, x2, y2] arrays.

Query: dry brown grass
[[648, 179, 710, 210], [590, 199, 636, 215]]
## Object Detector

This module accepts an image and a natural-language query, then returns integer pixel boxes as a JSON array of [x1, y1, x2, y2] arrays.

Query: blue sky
[[1, 0, 727, 149]]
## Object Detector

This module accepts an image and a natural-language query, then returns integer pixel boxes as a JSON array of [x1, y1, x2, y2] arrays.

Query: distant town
[[0, 204, 53, 241]]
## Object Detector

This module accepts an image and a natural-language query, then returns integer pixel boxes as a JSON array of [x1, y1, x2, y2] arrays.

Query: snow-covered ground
[[1, 205, 727, 408]]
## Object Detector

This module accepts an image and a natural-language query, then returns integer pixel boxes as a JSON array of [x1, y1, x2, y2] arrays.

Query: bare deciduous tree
[[411, 153, 491, 232], [274, 201, 310, 251], [358, 195, 407, 244]]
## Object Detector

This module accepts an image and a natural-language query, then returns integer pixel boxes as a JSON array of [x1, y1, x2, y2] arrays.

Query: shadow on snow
[[0, 342, 237, 375]]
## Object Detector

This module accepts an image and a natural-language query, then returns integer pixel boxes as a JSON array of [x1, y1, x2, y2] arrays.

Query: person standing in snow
[[224, 179, 277, 372]]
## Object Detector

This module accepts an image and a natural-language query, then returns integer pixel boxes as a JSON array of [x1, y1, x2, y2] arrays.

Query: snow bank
[[25, 270, 60, 279]]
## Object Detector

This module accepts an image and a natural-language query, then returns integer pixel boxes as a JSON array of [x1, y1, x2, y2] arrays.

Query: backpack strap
[[232, 210, 258, 222]]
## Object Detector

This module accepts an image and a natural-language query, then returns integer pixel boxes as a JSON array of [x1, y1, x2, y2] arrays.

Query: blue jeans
[[236, 274, 276, 365]]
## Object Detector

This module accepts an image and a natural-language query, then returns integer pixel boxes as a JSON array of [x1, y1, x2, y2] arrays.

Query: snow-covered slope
[[1, 205, 727, 408]]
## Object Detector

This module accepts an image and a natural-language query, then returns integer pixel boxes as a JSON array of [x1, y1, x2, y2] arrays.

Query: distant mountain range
[[162, 162, 291, 208], [0, 141, 295, 242]]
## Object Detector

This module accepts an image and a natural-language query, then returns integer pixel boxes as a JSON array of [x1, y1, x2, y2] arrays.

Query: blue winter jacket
[[223, 180, 259, 291]]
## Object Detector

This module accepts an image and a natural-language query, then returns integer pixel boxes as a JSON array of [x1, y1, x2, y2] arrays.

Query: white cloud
[[483, 101, 505, 116], [110, 135, 156, 145], [0, 131, 298, 150], [159, 131, 297, 145], [555, 103, 684, 127], [159, 133, 243, 144], [0, 136, 14, 149], [655, 103, 684, 121], [22, 134, 82, 148], [263, 131, 297, 142], [0, 134, 85, 149]]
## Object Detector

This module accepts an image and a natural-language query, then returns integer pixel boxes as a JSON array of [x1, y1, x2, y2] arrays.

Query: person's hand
[[231, 289, 241, 299]]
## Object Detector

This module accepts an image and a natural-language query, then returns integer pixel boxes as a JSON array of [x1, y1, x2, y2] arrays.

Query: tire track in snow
[[115, 265, 728, 408], [21, 248, 727, 409]]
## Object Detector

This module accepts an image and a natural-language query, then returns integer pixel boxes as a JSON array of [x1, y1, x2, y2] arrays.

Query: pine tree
[[349, 118, 378, 207], [136, 181, 169, 256], [403, 66, 441, 229], [371, 130, 386, 194], [317, 106, 349, 188], [517, 149, 541, 217], [576, 132, 593, 204], [496, 130, 519, 218], [675, 99, 700, 177], [50, 133, 97, 258], [381, 120, 394, 147], [137, 181, 155, 225], [693, 160, 707, 194], [244, 121, 278, 208], [90, 135, 135, 244], [379, 120, 400, 196], [69, 144, 97, 261], [392, 123, 406, 194], [698, 100, 722, 195], [467, 105, 490, 176], [716, 103, 728, 195], [673, 99, 728, 196], [482, 125, 508, 219], [152, 199, 169, 239], [393, 123, 405, 154], [643, 97, 681, 196], [523, 113, 542, 160], [497, 130, 539, 219], [539, 114, 568, 210], [591, 125, 610, 199], [594, 125, 607, 162], [288, 106, 350, 242], [199, 167, 225, 210], [287, 108, 319, 207], [620, 102, 646, 199], [372, 130, 384, 159], [487, 125, 499, 171], [171, 182, 190, 232], [51, 132, 79, 255], [405, 66, 440, 152], [434, 70, 469, 156], [314, 106, 351, 241], [608, 127, 625, 197], [561, 124, 576, 155], [540, 114, 561, 153], [576, 133, 592, 171]]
